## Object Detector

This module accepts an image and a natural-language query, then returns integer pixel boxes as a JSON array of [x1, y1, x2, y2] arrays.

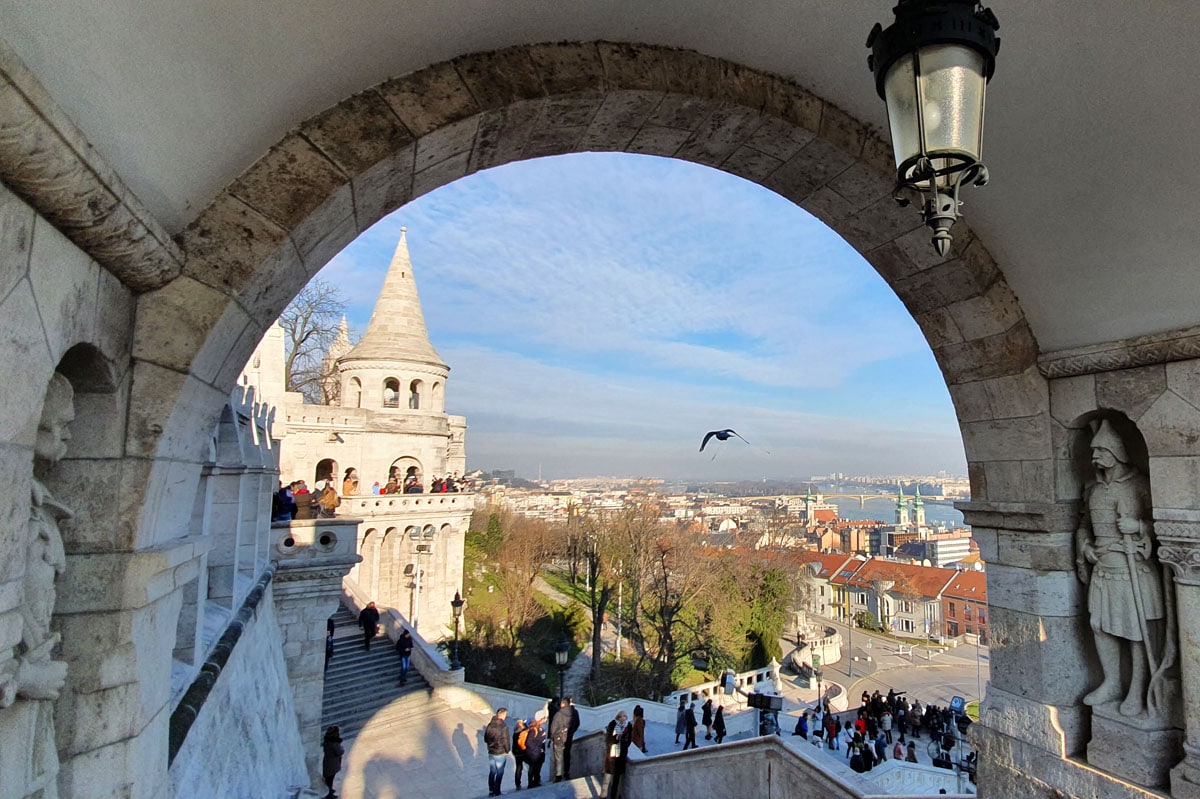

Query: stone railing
[[664, 662, 779, 709], [623, 733, 971, 798], [338, 491, 475, 518], [340, 580, 464, 689]]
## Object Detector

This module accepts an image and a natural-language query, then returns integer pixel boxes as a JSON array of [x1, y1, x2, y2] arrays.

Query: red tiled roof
[[845, 557, 957, 600], [942, 569, 988, 602]]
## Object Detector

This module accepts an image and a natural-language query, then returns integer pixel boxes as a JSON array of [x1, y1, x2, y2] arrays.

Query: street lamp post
[[554, 640, 570, 699], [812, 653, 824, 709], [450, 591, 465, 670]]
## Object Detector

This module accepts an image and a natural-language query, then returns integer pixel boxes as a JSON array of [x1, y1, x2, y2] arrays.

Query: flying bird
[[699, 429, 750, 453]]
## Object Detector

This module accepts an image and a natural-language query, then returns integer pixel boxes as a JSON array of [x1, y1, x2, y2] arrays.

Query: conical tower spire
[[342, 228, 445, 367]]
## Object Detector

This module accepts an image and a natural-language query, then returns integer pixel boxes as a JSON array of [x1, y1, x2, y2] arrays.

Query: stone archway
[[123, 40, 1064, 796]]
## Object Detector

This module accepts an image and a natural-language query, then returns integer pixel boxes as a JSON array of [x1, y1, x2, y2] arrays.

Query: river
[[824, 495, 967, 528]]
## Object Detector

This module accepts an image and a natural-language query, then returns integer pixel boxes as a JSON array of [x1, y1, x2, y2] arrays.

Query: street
[[777, 619, 990, 713]]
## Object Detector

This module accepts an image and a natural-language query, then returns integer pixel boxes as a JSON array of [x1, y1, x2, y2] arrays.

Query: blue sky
[[316, 153, 967, 481]]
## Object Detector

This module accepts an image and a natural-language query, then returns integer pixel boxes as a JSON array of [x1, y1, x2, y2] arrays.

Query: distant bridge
[[744, 494, 959, 510]]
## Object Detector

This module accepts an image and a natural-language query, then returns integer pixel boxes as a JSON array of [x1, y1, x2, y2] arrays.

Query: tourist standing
[[484, 707, 511, 797], [713, 705, 727, 744], [674, 695, 687, 744], [525, 709, 548, 787], [563, 696, 582, 777], [601, 710, 632, 799], [684, 702, 699, 749], [357, 601, 380, 651], [702, 697, 714, 739], [630, 704, 648, 755], [395, 628, 414, 684], [321, 725, 343, 799], [550, 698, 571, 783], [512, 718, 529, 790]]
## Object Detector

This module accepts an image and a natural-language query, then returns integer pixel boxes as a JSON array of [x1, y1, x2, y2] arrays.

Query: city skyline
[[315, 152, 968, 481]]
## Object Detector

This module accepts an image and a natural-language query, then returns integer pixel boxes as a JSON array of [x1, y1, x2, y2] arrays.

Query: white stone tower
[[895, 483, 909, 527], [913, 484, 926, 529]]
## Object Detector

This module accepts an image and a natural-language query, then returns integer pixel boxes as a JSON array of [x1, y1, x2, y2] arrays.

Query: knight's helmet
[[1090, 419, 1129, 464]]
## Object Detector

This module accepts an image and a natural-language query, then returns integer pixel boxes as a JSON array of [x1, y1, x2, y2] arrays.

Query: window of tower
[[349, 377, 362, 408], [383, 377, 400, 408], [408, 379, 422, 409]]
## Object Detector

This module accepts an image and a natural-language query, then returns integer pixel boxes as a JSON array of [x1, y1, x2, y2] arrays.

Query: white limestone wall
[[168, 583, 308, 798]]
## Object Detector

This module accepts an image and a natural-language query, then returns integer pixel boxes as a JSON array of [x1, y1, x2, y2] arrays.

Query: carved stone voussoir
[[0, 50, 182, 292]]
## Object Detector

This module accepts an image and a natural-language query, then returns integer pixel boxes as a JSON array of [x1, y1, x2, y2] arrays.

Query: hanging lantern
[[868, 1, 1000, 255]]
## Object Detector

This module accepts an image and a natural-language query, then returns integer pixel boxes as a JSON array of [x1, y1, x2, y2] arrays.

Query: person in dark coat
[[601, 710, 632, 799], [563, 696, 582, 777], [549, 698, 572, 782], [512, 717, 529, 790], [484, 707, 511, 797], [713, 704, 727, 744], [357, 601, 381, 651], [321, 725, 343, 798], [395, 629, 414, 684], [683, 702, 699, 749], [702, 697, 714, 739], [674, 694, 687, 744], [630, 704, 648, 754], [524, 709, 548, 788]]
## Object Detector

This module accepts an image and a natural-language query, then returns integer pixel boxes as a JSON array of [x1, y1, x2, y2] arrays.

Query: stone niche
[[1069, 411, 1184, 789]]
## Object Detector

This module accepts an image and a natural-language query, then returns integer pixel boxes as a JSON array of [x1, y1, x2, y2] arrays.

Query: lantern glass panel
[[885, 44, 987, 189]]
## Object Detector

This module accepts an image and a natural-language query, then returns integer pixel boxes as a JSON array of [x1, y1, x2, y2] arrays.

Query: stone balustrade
[[338, 491, 475, 517]]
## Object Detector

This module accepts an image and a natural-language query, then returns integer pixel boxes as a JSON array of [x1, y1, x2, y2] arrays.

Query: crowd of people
[[790, 688, 976, 781], [270, 469, 475, 522], [484, 698, 584, 796]]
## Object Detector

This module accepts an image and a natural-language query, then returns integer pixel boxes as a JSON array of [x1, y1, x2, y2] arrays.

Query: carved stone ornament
[[0, 372, 74, 799]]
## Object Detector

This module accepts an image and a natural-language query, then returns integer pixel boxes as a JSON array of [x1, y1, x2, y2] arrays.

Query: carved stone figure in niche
[[1075, 419, 1176, 719], [0, 372, 74, 798]]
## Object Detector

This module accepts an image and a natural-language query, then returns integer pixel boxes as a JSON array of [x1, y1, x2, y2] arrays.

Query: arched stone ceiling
[[3, 2, 1200, 356]]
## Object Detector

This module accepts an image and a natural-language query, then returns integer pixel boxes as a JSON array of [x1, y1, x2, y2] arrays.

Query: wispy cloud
[[317, 153, 965, 480]]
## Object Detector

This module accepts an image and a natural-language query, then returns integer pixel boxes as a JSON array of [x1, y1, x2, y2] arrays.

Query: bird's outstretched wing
[[729, 430, 750, 445], [700, 431, 718, 452]]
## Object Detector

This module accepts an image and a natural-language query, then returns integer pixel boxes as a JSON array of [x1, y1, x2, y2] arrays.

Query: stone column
[[270, 517, 360, 787], [1157, 523, 1200, 798]]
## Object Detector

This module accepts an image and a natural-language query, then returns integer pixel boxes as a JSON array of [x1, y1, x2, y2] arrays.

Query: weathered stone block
[[453, 47, 545, 110], [0, 182, 34, 302], [598, 42, 666, 92], [176, 193, 288, 298], [817, 102, 866, 158], [412, 150, 471, 200], [134, 274, 238, 378], [798, 187, 857, 227], [1049, 372, 1098, 427], [834, 194, 921, 254], [946, 280, 1025, 342], [379, 61, 480, 138], [981, 685, 1086, 757], [988, 606, 1094, 705], [911, 306, 965, 350], [935, 321, 1039, 384], [1088, 704, 1183, 789], [29, 215, 98, 359], [948, 379, 992, 424], [414, 115, 480, 174], [763, 137, 856, 204], [578, 90, 663, 152], [624, 124, 691, 155], [960, 413, 1052, 463], [1149, 455, 1200, 511], [528, 42, 606, 95], [762, 75, 823, 134], [659, 48, 719, 98], [351, 145, 415, 231], [95, 266, 136, 372], [1096, 364, 1167, 422], [1165, 358, 1200, 411], [228, 134, 349, 234], [986, 561, 1084, 616], [677, 105, 764, 168], [289, 182, 355, 274], [826, 162, 891, 213], [300, 89, 413, 175], [720, 146, 783, 183], [469, 100, 544, 172], [1138, 389, 1200, 456], [0, 280, 54, 445]]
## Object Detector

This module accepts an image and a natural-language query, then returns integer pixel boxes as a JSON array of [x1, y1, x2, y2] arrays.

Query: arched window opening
[[383, 377, 400, 408], [315, 458, 337, 486], [408, 379, 422, 409], [349, 377, 362, 408]]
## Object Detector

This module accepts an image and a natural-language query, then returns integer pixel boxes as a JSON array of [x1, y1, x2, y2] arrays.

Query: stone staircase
[[320, 604, 436, 740]]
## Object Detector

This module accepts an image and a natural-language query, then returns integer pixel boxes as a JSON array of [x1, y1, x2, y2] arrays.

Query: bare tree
[[279, 277, 348, 404]]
